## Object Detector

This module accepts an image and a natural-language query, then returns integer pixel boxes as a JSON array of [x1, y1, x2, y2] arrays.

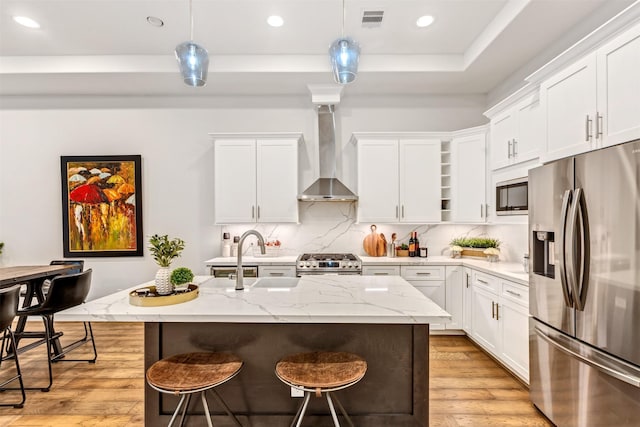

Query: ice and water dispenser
[[532, 230, 555, 278]]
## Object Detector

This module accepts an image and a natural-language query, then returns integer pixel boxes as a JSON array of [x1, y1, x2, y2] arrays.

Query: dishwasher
[[210, 266, 258, 278]]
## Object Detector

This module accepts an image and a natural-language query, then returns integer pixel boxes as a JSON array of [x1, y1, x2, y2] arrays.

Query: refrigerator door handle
[[575, 188, 590, 311], [558, 189, 574, 307], [535, 326, 640, 388]]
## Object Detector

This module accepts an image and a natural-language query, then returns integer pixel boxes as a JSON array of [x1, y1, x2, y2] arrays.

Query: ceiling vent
[[362, 10, 384, 27]]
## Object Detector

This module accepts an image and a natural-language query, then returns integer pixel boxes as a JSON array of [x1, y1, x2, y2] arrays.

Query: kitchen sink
[[251, 277, 300, 288]]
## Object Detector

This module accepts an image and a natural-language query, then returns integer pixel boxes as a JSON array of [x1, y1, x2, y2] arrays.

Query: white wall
[[0, 94, 491, 298]]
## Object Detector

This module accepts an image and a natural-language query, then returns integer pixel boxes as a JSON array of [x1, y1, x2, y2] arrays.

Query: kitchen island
[[59, 274, 450, 427]]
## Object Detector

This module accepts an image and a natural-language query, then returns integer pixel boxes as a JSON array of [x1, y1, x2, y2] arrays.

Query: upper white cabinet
[[541, 22, 640, 162], [212, 133, 301, 224], [451, 128, 487, 222], [355, 135, 441, 223], [488, 93, 542, 170]]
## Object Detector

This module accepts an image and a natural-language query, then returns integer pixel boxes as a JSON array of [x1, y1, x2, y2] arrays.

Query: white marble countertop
[[204, 255, 529, 285], [58, 275, 451, 324]]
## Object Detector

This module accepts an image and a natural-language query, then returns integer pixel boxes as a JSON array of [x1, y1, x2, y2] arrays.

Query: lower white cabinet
[[361, 265, 400, 276], [258, 265, 296, 277], [469, 269, 529, 383], [462, 267, 473, 333]]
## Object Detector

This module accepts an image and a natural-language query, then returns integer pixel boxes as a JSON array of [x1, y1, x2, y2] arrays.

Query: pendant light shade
[[329, 37, 360, 84], [175, 41, 209, 87], [329, 0, 359, 85], [175, 0, 209, 87]]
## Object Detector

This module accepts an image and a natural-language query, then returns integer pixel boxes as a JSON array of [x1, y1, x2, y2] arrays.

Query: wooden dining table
[[0, 264, 78, 355]]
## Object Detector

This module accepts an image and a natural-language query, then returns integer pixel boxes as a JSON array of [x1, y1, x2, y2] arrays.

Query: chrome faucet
[[235, 229, 265, 290]]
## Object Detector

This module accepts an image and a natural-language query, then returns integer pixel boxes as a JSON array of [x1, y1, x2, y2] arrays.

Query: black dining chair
[[41, 260, 84, 296], [0, 285, 26, 408], [17, 269, 97, 392]]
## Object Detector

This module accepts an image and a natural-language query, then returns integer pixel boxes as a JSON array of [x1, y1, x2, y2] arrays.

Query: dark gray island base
[[144, 322, 429, 426]]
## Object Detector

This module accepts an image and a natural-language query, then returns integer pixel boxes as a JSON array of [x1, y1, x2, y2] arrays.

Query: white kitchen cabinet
[[541, 21, 640, 162], [451, 129, 487, 223], [258, 265, 296, 277], [356, 137, 441, 223], [444, 266, 463, 331], [462, 267, 473, 333], [213, 134, 301, 224], [402, 265, 446, 331], [468, 269, 529, 383], [489, 95, 542, 170]]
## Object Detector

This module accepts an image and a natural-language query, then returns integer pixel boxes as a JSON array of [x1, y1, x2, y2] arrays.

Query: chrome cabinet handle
[[491, 301, 495, 319], [257, 205, 260, 219], [416, 272, 432, 276], [477, 278, 488, 284], [513, 139, 518, 156], [402, 205, 405, 218], [252, 206, 255, 219], [269, 272, 284, 276], [374, 272, 389, 276], [496, 303, 499, 320], [465, 273, 470, 288], [508, 140, 512, 158], [596, 112, 603, 139], [480, 204, 483, 218], [506, 289, 522, 297], [585, 115, 593, 141], [396, 205, 399, 218]]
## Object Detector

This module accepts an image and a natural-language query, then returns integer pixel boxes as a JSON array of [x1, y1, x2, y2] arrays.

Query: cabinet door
[[399, 139, 441, 223], [471, 284, 499, 354], [490, 111, 515, 170], [499, 297, 529, 382], [256, 139, 298, 223], [357, 139, 399, 223], [541, 54, 597, 162], [514, 96, 542, 163], [411, 281, 446, 331], [597, 23, 640, 148], [214, 139, 256, 223], [451, 133, 486, 223], [462, 267, 473, 333], [362, 265, 400, 276], [445, 266, 463, 330]]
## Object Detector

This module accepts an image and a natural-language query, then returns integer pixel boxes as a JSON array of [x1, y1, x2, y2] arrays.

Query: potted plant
[[170, 267, 194, 288], [0, 242, 4, 255], [149, 234, 185, 295], [396, 243, 409, 257], [449, 237, 500, 259]]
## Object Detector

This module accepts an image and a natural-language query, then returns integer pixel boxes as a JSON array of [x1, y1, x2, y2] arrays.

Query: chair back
[[41, 269, 93, 313], [49, 260, 84, 275], [0, 286, 21, 330]]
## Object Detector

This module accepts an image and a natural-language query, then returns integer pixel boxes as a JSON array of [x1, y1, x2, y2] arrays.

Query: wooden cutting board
[[363, 225, 387, 257]]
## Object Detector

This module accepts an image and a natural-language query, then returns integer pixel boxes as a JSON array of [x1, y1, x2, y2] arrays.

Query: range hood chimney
[[298, 104, 358, 202]]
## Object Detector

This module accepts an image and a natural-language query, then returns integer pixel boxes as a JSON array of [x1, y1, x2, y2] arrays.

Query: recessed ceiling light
[[146, 16, 164, 27], [416, 15, 435, 28], [13, 16, 41, 29], [267, 15, 284, 27]]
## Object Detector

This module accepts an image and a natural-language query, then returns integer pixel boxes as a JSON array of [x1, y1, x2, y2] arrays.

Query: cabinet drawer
[[362, 266, 400, 276], [501, 281, 529, 308], [258, 266, 296, 277], [400, 266, 445, 281], [472, 271, 500, 293]]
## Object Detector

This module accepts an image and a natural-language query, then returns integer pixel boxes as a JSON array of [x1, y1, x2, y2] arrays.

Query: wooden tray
[[129, 284, 199, 307]]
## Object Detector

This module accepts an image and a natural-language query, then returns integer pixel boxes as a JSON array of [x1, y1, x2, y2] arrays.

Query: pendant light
[[329, 0, 360, 84], [175, 0, 209, 87]]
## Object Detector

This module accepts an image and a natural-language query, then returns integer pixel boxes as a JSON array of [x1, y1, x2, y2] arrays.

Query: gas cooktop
[[296, 253, 362, 274]]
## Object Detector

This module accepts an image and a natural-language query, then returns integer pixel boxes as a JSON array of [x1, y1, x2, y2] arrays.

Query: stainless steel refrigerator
[[529, 140, 640, 427]]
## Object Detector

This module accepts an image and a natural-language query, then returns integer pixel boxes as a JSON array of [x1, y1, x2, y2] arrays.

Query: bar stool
[[275, 351, 367, 427], [146, 352, 244, 427], [0, 286, 26, 408]]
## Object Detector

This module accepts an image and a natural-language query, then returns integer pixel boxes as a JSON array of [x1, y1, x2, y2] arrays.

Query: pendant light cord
[[189, 0, 194, 41], [341, 0, 345, 38]]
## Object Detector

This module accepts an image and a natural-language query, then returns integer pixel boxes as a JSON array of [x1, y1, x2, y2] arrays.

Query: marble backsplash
[[218, 202, 528, 262]]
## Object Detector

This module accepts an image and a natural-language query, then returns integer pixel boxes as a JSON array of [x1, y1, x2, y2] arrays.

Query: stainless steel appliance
[[210, 266, 257, 278], [496, 177, 528, 215], [529, 140, 640, 427], [296, 253, 362, 276]]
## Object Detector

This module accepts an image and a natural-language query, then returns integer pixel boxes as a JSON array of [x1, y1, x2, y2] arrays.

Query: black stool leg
[[0, 328, 26, 408]]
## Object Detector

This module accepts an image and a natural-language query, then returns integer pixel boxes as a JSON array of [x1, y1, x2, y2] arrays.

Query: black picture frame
[[60, 155, 143, 257]]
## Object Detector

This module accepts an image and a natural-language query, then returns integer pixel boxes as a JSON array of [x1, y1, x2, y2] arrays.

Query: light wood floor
[[0, 322, 552, 426]]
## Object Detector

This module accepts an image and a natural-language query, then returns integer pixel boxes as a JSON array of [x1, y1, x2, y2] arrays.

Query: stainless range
[[296, 253, 362, 276]]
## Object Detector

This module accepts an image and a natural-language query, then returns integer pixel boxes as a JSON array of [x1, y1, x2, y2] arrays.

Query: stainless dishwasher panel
[[210, 266, 258, 278]]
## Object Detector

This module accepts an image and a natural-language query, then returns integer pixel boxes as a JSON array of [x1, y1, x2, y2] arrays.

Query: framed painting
[[60, 155, 143, 257]]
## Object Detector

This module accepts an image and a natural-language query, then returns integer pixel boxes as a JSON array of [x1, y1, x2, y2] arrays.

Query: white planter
[[155, 267, 173, 295]]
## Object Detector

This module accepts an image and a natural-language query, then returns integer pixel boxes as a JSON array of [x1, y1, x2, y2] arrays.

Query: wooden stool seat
[[146, 352, 242, 392], [275, 351, 367, 427], [276, 351, 367, 389], [146, 352, 243, 427]]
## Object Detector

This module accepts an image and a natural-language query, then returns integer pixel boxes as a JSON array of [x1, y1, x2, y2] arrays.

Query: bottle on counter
[[222, 232, 231, 257], [409, 232, 416, 257], [414, 233, 420, 255], [231, 236, 240, 257]]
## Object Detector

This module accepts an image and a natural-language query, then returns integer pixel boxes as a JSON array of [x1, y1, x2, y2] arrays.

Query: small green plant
[[398, 243, 409, 250], [170, 267, 194, 285], [450, 237, 500, 249], [148, 234, 185, 267]]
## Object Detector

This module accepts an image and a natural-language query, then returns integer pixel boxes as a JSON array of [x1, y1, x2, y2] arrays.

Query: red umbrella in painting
[[69, 184, 108, 204]]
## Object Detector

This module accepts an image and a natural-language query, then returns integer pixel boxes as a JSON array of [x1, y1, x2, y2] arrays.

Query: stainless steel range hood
[[298, 105, 358, 202]]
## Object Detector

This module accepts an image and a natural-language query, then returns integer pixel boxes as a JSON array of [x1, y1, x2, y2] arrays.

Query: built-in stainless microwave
[[496, 177, 528, 215]]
